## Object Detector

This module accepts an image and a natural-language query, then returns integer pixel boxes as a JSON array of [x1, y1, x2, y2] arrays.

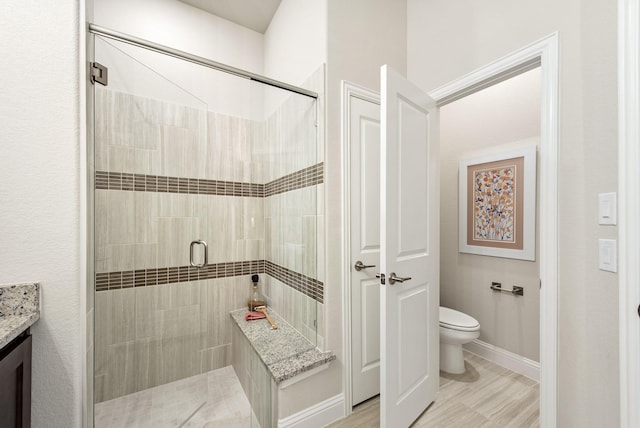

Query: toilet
[[439, 306, 480, 374]]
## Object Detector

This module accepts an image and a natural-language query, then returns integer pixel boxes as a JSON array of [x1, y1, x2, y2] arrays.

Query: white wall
[[94, 0, 264, 74], [0, 0, 83, 426], [408, 0, 619, 425], [440, 69, 541, 361], [264, 0, 327, 86], [93, 0, 265, 120], [262, 0, 327, 119]]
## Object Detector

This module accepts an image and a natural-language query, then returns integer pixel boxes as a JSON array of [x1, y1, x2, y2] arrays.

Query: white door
[[379, 65, 439, 427], [349, 92, 382, 405]]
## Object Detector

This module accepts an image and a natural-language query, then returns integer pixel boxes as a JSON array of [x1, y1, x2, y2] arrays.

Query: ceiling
[[178, 0, 282, 34]]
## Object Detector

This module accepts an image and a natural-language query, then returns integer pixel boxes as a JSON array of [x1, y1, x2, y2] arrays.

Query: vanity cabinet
[[0, 331, 32, 428]]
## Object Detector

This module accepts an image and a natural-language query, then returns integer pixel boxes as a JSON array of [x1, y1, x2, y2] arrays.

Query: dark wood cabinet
[[0, 331, 32, 428]]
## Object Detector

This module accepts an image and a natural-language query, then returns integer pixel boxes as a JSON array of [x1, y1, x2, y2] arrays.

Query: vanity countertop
[[0, 282, 40, 349], [230, 308, 335, 384]]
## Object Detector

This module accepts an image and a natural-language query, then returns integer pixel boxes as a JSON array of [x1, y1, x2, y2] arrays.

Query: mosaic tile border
[[96, 259, 324, 303], [264, 163, 324, 197], [95, 162, 323, 197], [264, 260, 323, 304], [95, 171, 265, 197]]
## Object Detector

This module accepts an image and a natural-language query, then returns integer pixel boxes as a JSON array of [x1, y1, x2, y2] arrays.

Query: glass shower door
[[92, 35, 209, 427]]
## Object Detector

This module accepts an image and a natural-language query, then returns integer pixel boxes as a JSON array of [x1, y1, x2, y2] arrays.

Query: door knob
[[388, 272, 411, 285], [354, 260, 376, 271]]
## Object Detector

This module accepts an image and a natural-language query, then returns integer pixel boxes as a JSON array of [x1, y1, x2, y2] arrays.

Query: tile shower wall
[[231, 322, 272, 428], [94, 84, 323, 402], [94, 88, 261, 403]]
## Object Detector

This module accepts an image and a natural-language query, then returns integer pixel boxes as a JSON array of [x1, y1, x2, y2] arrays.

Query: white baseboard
[[464, 339, 540, 382], [278, 393, 345, 428]]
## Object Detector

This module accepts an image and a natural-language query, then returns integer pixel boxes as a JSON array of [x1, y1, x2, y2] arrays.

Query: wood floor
[[327, 351, 539, 428]]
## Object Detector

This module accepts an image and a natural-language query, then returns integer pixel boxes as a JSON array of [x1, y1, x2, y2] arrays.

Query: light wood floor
[[327, 351, 539, 428]]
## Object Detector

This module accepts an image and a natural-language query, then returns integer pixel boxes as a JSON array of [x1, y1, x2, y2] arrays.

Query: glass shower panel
[[254, 81, 319, 348], [93, 36, 209, 427], [92, 30, 319, 428]]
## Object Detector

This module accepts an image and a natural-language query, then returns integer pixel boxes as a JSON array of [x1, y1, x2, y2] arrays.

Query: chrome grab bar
[[490, 282, 524, 296], [190, 240, 208, 268]]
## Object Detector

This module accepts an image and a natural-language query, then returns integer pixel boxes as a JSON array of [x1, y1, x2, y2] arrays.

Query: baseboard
[[277, 393, 345, 428], [464, 339, 540, 382]]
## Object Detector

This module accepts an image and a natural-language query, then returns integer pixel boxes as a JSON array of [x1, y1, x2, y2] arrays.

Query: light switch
[[599, 192, 617, 225], [599, 239, 617, 272]]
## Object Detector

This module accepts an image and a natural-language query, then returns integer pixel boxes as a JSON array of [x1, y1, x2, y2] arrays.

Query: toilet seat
[[439, 307, 480, 332]]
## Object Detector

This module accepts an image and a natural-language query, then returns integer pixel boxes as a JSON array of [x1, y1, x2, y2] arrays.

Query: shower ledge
[[0, 282, 40, 349], [230, 308, 335, 385]]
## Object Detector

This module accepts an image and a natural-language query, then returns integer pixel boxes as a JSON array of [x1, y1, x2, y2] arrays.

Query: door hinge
[[376, 273, 385, 285], [91, 62, 108, 86], [637, 304, 640, 318]]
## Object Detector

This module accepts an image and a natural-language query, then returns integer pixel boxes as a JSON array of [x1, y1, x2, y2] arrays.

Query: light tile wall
[[231, 322, 272, 428], [94, 277, 253, 402], [95, 88, 263, 275], [94, 85, 323, 403]]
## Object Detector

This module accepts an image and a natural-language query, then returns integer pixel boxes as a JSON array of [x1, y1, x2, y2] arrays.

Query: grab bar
[[490, 282, 524, 296], [190, 240, 208, 268]]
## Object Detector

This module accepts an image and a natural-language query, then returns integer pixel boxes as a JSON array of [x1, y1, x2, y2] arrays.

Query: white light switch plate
[[599, 239, 617, 272], [598, 192, 617, 225]]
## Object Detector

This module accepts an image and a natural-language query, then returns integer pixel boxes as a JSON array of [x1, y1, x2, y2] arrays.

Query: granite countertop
[[0, 282, 40, 349], [230, 309, 336, 384]]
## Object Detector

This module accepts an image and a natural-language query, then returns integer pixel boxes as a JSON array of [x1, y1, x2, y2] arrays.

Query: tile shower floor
[[94, 366, 259, 428]]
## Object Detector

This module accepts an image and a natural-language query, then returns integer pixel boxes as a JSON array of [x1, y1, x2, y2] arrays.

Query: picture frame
[[458, 146, 537, 261]]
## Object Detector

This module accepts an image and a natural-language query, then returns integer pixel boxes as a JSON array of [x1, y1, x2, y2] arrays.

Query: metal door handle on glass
[[354, 260, 376, 271], [190, 240, 208, 268]]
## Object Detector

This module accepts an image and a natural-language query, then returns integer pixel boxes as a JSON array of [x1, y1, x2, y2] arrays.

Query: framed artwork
[[458, 146, 537, 261]]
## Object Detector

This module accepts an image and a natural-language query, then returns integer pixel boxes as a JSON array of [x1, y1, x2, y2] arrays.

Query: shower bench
[[230, 308, 335, 427]]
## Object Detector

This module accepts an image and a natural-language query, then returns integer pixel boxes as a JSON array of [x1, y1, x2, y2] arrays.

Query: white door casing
[[428, 33, 558, 426], [380, 65, 439, 427], [618, 0, 640, 426], [349, 94, 382, 405]]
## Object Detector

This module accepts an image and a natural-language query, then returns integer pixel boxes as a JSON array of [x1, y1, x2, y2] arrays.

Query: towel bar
[[490, 282, 524, 296]]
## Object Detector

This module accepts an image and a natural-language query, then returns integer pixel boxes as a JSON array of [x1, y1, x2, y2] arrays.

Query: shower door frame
[[85, 24, 320, 427]]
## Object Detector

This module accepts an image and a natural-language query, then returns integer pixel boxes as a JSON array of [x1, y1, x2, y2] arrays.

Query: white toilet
[[439, 306, 480, 374]]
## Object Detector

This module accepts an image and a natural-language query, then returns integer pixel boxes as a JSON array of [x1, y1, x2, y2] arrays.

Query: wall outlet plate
[[598, 192, 617, 225], [599, 239, 617, 272]]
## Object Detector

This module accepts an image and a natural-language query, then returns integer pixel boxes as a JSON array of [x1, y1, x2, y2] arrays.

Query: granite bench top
[[0, 282, 40, 349], [230, 309, 335, 384]]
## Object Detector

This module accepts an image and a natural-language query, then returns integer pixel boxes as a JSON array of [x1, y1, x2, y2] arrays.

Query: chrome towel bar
[[490, 282, 524, 296]]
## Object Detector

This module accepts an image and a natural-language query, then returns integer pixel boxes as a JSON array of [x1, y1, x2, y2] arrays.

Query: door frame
[[341, 80, 381, 413], [429, 32, 559, 427], [618, 0, 640, 426], [341, 32, 559, 425]]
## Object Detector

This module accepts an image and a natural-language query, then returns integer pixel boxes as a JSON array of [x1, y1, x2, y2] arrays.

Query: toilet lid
[[439, 307, 480, 331]]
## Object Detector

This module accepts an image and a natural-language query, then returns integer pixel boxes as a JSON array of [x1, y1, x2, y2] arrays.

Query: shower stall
[[89, 27, 321, 427]]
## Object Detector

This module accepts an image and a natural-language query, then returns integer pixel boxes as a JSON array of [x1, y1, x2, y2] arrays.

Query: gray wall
[[408, 0, 619, 425]]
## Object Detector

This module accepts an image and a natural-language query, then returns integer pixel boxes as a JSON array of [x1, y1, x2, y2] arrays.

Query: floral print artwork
[[473, 165, 516, 242]]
